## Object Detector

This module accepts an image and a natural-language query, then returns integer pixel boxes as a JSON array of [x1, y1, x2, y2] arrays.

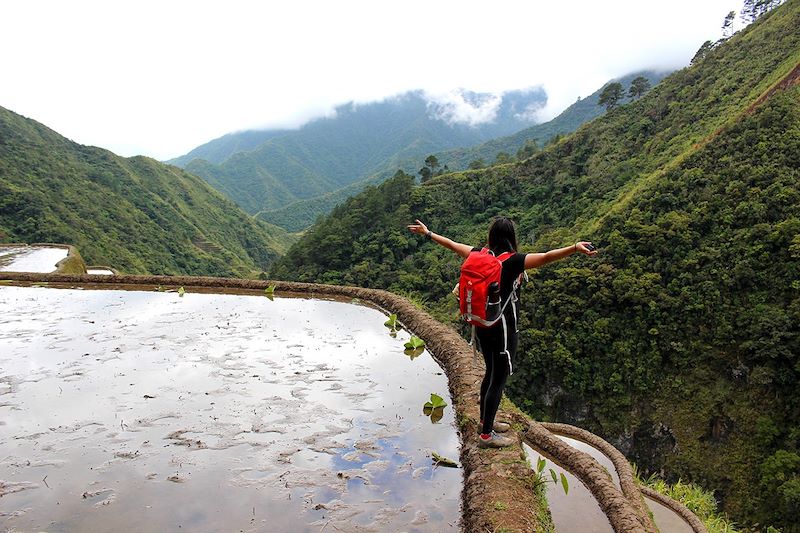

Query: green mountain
[[435, 70, 670, 171], [169, 89, 548, 215], [255, 74, 669, 233], [0, 106, 292, 276], [271, 2, 800, 530]]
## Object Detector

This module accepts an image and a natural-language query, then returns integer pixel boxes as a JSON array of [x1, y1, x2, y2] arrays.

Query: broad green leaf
[[560, 472, 569, 495], [404, 336, 425, 349], [537, 457, 546, 473], [550, 469, 558, 484], [384, 313, 399, 328], [264, 284, 276, 294], [430, 406, 444, 423], [428, 393, 447, 408], [178, 287, 185, 297]]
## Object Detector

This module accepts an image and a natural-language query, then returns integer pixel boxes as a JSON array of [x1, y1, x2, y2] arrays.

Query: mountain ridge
[[254, 71, 668, 232], [168, 89, 549, 215], [0, 105, 292, 276]]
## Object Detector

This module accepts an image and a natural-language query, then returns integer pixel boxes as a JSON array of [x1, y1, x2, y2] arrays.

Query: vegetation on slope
[[271, 2, 800, 529], [434, 70, 669, 173], [255, 74, 665, 233], [171, 90, 548, 216], [0, 106, 292, 276]]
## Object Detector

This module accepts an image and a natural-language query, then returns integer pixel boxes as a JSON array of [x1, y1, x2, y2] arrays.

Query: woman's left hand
[[575, 242, 598, 256]]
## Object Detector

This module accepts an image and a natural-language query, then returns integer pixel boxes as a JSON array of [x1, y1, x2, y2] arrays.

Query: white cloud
[[424, 89, 504, 127], [0, 0, 743, 159]]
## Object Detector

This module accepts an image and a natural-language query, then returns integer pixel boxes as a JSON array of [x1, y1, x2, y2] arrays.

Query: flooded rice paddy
[[0, 285, 460, 532], [86, 269, 114, 276], [0, 247, 68, 273], [525, 436, 693, 533]]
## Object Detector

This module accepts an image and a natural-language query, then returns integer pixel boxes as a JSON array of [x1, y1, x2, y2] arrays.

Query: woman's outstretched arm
[[407, 219, 473, 258], [524, 242, 597, 269]]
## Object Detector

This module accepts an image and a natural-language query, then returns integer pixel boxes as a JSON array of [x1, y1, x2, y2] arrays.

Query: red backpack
[[459, 248, 514, 327]]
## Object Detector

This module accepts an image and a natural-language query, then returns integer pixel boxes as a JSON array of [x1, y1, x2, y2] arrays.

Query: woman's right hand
[[407, 219, 429, 236]]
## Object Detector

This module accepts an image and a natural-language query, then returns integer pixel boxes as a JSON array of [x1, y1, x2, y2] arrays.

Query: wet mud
[[0, 286, 460, 532]]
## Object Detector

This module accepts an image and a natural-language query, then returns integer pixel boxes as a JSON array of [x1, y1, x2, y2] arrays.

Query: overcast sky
[[1, 0, 743, 160]]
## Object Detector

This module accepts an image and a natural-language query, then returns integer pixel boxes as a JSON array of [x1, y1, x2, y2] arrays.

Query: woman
[[408, 217, 597, 448]]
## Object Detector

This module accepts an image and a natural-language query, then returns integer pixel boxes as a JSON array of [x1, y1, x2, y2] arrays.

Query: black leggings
[[476, 319, 517, 435]]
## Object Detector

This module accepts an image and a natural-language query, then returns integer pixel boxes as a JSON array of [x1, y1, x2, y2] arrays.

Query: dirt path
[[0, 272, 705, 532]]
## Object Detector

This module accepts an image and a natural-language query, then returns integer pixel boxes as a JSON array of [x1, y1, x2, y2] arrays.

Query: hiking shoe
[[477, 420, 511, 434], [478, 431, 514, 448]]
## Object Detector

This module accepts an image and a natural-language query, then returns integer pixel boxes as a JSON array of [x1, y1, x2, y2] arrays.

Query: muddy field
[[0, 285, 460, 532]]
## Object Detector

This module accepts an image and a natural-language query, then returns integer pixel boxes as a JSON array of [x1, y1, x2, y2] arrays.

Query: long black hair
[[487, 217, 518, 254]]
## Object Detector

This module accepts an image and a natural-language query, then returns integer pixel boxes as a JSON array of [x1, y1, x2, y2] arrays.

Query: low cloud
[[424, 89, 504, 127]]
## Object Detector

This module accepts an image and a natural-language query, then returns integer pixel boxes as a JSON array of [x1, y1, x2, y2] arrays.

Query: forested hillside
[[271, 2, 800, 529], [0, 106, 292, 276], [435, 70, 669, 172], [254, 74, 667, 233], [170, 89, 548, 217]]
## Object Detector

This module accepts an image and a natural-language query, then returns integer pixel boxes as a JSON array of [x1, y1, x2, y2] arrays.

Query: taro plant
[[384, 313, 400, 338], [404, 335, 425, 349], [264, 284, 276, 301], [423, 393, 448, 423], [534, 457, 569, 495], [384, 313, 400, 329], [404, 334, 426, 359], [178, 287, 185, 297]]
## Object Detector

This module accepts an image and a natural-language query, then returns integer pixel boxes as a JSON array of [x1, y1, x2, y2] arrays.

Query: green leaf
[[265, 284, 276, 294], [550, 469, 558, 484], [384, 313, 399, 328], [178, 287, 185, 297], [404, 346, 423, 359], [428, 393, 447, 408], [537, 457, 546, 473], [560, 472, 569, 495], [404, 335, 425, 349]]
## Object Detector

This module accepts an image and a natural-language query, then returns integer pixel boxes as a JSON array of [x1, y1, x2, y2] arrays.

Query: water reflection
[[0, 286, 460, 532]]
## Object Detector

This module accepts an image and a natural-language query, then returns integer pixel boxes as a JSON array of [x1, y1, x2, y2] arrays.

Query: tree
[[628, 76, 651, 99], [419, 154, 442, 182], [721, 10, 736, 39], [741, 0, 785, 23], [468, 159, 486, 170], [516, 139, 539, 161], [495, 152, 512, 165], [424, 155, 441, 174], [598, 82, 623, 111], [691, 40, 715, 65], [418, 166, 432, 183]]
